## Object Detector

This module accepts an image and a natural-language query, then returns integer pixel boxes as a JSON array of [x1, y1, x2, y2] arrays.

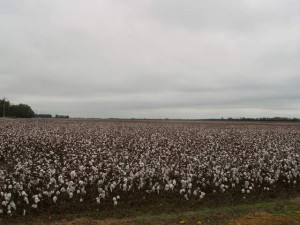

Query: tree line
[[1, 99, 70, 119], [218, 117, 300, 122], [0, 99, 34, 118]]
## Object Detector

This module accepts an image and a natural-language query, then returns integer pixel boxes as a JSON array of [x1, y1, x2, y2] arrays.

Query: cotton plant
[[0, 119, 299, 216]]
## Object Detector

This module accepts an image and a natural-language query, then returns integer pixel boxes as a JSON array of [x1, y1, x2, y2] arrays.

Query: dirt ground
[[50, 211, 300, 225], [51, 218, 132, 225], [229, 211, 300, 225]]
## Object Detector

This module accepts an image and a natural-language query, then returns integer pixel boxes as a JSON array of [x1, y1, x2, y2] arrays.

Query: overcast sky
[[1, 0, 299, 118]]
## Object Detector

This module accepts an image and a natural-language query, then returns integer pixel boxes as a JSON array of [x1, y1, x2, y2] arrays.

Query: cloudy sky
[[1, 0, 299, 118]]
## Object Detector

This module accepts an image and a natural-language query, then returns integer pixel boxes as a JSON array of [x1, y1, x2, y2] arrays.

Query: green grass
[[132, 198, 300, 225], [1, 197, 300, 225]]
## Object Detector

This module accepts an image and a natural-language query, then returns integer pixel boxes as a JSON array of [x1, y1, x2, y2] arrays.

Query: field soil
[[229, 211, 299, 225], [51, 213, 300, 225]]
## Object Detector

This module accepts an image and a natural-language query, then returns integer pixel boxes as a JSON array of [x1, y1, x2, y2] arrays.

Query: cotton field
[[0, 119, 299, 216]]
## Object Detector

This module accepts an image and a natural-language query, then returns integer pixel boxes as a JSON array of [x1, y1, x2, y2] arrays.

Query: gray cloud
[[0, 0, 299, 118]]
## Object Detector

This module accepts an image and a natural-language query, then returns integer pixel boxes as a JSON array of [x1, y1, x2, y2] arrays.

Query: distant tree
[[55, 114, 69, 119], [0, 99, 10, 117], [9, 104, 34, 118], [34, 114, 52, 118]]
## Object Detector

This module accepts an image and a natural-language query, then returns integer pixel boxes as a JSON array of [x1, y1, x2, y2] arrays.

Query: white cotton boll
[[79, 166, 85, 171], [200, 192, 205, 199], [68, 181, 74, 186], [0, 208, 3, 214], [5, 193, 11, 201], [70, 170, 76, 179], [7, 210, 11, 215], [32, 204, 38, 209], [80, 198, 83, 202], [241, 189, 245, 194], [245, 181, 249, 189], [2, 201, 7, 206], [81, 189, 86, 195], [113, 197, 118, 206], [117, 195, 120, 200], [184, 194, 189, 200], [53, 196, 57, 203], [193, 190, 198, 196], [173, 179, 177, 186], [151, 186, 156, 192], [179, 189, 185, 195], [61, 187, 66, 192], [247, 189, 250, 194], [96, 197, 100, 204], [8, 185, 12, 189], [69, 192, 73, 199], [169, 183, 174, 190], [50, 178, 56, 184], [77, 190, 80, 194], [10, 201, 16, 210], [34, 196, 40, 204], [165, 184, 170, 191], [24, 196, 29, 205], [23, 209, 26, 216]]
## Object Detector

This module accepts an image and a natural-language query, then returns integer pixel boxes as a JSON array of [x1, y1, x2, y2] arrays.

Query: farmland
[[0, 119, 300, 217]]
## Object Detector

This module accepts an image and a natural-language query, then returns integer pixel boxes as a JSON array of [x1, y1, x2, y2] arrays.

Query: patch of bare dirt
[[51, 218, 132, 225], [291, 197, 300, 205], [97, 219, 132, 225], [229, 211, 300, 225]]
